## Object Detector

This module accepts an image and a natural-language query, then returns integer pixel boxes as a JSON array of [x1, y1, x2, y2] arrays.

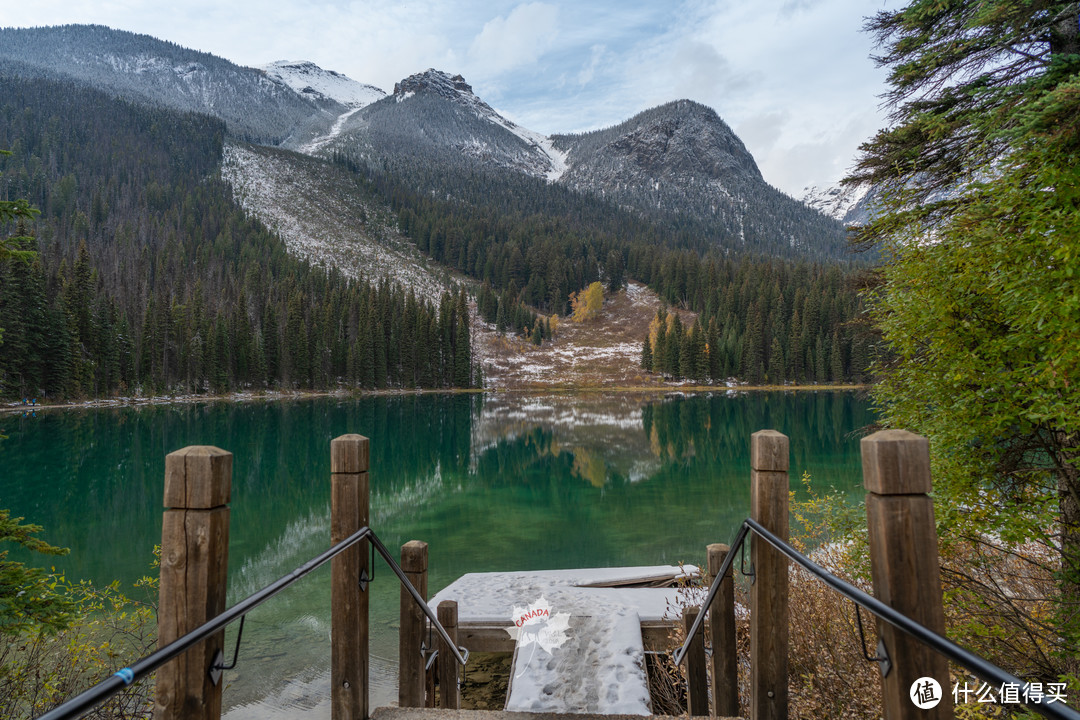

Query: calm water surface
[[0, 390, 872, 717]]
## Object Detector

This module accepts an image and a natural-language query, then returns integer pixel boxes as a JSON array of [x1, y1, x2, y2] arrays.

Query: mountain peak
[[554, 98, 763, 189], [262, 60, 385, 108], [653, 98, 722, 119], [393, 69, 475, 99]]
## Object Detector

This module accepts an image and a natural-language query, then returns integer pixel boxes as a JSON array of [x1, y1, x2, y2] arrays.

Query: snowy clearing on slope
[[222, 142, 450, 301], [262, 60, 385, 108], [476, 281, 697, 389], [300, 106, 363, 154]]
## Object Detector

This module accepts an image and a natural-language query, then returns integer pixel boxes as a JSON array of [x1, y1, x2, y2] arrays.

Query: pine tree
[[850, 0, 1080, 668], [667, 314, 683, 378], [706, 319, 720, 382], [262, 302, 280, 386], [829, 331, 843, 383], [284, 292, 308, 387], [692, 319, 708, 382], [768, 336, 785, 385], [652, 307, 668, 374], [453, 290, 471, 387]]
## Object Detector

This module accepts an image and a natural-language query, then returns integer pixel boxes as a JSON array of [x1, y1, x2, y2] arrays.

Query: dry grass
[[649, 543, 884, 720]]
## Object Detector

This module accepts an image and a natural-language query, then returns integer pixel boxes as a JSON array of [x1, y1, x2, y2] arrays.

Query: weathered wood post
[[437, 600, 461, 709], [708, 543, 739, 718], [750, 429, 789, 720], [399, 540, 429, 708], [331, 434, 370, 720], [682, 606, 709, 716], [862, 430, 953, 719], [425, 652, 437, 709], [155, 446, 232, 720]]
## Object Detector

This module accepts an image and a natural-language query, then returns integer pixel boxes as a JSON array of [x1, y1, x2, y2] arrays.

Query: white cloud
[[467, 3, 559, 76], [577, 44, 605, 87], [752, 111, 882, 194], [736, 111, 789, 156]]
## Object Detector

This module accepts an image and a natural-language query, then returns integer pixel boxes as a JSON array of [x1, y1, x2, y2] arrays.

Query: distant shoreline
[[0, 383, 871, 415]]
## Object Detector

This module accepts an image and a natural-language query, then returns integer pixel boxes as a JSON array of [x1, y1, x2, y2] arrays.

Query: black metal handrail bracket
[[37, 526, 468, 720], [673, 518, 1080, 720]]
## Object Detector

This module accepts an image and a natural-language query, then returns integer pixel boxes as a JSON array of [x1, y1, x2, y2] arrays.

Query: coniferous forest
[[336, 149, 868, 386], [1, 65, 869, 401], [0, 75, 475, 399]]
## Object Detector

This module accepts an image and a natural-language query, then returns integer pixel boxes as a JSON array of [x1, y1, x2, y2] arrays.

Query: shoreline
[[0, 383, 871, 415]]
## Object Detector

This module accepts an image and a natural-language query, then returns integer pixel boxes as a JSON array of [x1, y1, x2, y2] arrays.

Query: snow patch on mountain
[[801, 182, 870, 223], [300, 106, 364, 155], [262, 60, 385, 108], [494, 114, 569, 182], [221, 142, 449, 301]]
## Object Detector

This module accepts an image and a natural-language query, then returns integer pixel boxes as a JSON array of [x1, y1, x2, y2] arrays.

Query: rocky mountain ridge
[[0, 24, 849, 260], [327, 71, 846, 258], [0, 24, 338, 144]]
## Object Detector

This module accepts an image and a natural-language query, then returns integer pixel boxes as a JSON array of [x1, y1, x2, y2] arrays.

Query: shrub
[[0, 563, 158, 718], [658, 472, 1079, 719]]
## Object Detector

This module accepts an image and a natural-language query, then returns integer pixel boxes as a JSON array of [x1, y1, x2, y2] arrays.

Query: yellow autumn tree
[[569, 281, 603, 323]]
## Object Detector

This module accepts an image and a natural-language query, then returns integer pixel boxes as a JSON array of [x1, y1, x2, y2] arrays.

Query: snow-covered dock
[[428, 566, 698, 716]]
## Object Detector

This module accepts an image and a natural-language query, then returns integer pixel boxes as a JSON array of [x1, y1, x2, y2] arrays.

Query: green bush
[[0, 510, 157, 718]]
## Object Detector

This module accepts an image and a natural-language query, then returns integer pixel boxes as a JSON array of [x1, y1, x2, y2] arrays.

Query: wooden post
[[437, 601, 461, 710], [331, 434, 370, 720], [862, 430, 953, 719], [682, 607, 709, 716], [708, 543, 738, 718], [399, 540, 428, 708], [750, 429, 789, 720], [425, 657, 436, 709], [155, 446, 232, 720]]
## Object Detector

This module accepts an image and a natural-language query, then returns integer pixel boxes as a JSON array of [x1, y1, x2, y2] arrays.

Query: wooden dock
[[428, 566, 699, 716]]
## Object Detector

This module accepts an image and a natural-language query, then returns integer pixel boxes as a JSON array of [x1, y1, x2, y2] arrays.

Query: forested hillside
[[0, 75, 476, 399], [337, 152, 869, 385]]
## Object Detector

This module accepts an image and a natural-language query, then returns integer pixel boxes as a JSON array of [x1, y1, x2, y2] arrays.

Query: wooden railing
[[678, 430, 1080, 720], [39, 428, 1080, 720]]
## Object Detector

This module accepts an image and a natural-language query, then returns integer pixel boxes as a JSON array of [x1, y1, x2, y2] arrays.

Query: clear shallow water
[[0, 390, 873, 717]]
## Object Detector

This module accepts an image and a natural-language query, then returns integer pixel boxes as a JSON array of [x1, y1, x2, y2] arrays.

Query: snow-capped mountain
[[0, 25, 848, 259], [391, 69, 568, 180], [261, 60, 385, 109], [0, 25, 337, 144], [325, 69, 566, 179], [316, 72, 845, 257], [552, 100, 763, 218], [801, 182, 873, 225], [556, 100, 762, 190]]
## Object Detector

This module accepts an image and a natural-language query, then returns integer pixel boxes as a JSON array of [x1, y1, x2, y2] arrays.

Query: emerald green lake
[[0, 390, 872, 717]]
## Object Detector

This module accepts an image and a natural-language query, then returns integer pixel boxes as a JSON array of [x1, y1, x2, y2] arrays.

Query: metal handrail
[[673, 518, 1080, 720], [37, 525, 468, 720]]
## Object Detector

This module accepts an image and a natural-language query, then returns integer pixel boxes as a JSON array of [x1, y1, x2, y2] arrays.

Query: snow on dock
[[428, 566, 698, 716]]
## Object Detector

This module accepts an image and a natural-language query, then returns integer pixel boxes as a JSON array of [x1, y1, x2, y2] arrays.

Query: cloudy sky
[[2, 0, 896, 196]]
